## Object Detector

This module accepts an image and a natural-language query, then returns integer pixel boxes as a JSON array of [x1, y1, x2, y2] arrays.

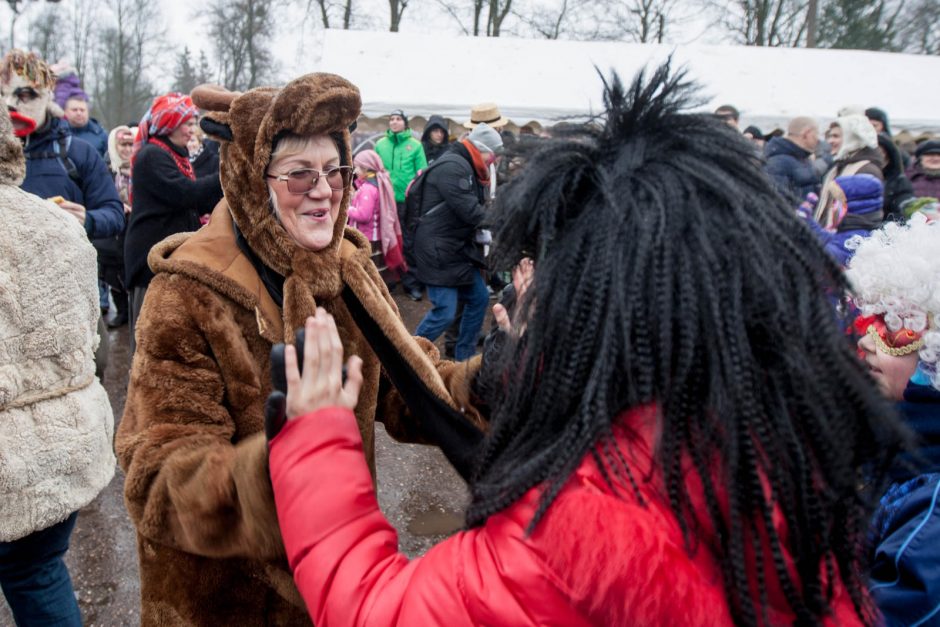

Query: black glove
[[264, 329, 306, 442]]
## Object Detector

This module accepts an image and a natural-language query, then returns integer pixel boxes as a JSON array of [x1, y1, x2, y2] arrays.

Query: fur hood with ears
[[192, 75, 361, 300], [835, 114, 878, 161]]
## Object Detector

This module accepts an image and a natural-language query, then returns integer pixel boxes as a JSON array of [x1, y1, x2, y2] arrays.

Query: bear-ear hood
[[191, 74, 362, 294]]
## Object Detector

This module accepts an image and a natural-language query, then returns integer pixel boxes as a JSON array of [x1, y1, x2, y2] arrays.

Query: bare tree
[[895, 0, 939, 54], [27, 4, 65, 62], [203, 0, 278, 90], [389, 0, 408, 30], [302, 0, 355, 29], [92, 0, 165, 127], [712, 0, 808, 46], [432, 0, 516, 36], [65, 0, 98, 83]]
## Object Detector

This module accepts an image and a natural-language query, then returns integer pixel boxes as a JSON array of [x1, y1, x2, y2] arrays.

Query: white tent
[[308, 30, 940, 134]]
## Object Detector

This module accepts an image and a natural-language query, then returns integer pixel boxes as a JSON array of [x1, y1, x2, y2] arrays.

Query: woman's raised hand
[[285, 308, 364, 420]]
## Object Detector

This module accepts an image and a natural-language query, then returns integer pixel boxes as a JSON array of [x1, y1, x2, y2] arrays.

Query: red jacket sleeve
[[269, 407, 592, 626]]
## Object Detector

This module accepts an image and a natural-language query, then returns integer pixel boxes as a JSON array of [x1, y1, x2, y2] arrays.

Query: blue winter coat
[[69, 118, 108, 157], [869, 382, 940, 627], [764, 137, 819, 202], [22, 117, 124, 240]]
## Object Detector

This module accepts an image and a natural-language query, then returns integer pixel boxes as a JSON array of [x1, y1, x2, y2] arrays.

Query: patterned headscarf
[[132, 93, 197, 160]]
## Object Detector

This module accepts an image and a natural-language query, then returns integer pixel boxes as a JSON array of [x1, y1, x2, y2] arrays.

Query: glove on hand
[[264, 329, 306, 441]]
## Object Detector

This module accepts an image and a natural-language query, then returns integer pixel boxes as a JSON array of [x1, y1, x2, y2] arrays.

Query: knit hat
[[915, 140, 940, 158], [833, 174, 883, 215], [468, 122, 503, 154], [388, 109, 408, 128]]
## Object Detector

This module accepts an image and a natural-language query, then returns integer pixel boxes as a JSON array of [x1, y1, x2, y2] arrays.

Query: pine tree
[[817, 0, 899, 51], [195, 50, 215, 85], [172, 46, 199, 94]]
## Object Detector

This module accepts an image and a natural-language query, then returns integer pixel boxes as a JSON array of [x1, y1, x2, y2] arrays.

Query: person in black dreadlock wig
[[265, 61, 907, 627]]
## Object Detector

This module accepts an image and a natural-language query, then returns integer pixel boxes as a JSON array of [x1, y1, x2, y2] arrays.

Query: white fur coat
[[0, 184, 115, 542]]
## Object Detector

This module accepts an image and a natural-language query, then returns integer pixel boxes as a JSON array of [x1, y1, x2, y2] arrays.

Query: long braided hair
[[470, 62, 904, 625]]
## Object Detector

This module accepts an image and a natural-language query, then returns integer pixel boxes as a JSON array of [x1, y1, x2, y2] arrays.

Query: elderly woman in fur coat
[[0, 105, 115, 625], [115, 73, 485, 626]]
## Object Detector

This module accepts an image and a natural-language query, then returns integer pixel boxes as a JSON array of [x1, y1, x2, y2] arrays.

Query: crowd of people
[[1, 47, 939, 627]]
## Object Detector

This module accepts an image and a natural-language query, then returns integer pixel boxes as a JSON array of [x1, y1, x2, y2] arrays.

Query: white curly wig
[[846, 213, 940, 390]]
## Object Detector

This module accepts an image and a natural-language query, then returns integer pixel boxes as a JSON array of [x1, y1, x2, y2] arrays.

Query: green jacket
[[375, 130, 428, 202]]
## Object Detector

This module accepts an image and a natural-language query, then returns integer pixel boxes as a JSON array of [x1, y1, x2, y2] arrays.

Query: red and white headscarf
[[131, 92, 198, 181]]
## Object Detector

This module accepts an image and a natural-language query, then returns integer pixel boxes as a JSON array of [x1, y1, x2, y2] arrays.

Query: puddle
[[407, 509, 465, 536]]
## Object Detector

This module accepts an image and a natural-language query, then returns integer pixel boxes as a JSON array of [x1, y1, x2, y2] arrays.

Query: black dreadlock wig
[[470, 62, 905, 626]]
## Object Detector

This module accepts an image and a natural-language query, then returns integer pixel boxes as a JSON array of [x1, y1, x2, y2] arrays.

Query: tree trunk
[[806, 0, 818, 46]]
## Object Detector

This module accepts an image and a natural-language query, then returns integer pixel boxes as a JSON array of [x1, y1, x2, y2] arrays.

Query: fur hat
[[191, 74, 361, 289], [916, 140, 940, 158], [0, 105, 26, 186], [834, 114, 878, 160]]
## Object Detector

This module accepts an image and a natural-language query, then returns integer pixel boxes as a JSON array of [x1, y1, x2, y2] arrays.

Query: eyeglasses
[[265, 165, 353, 194]]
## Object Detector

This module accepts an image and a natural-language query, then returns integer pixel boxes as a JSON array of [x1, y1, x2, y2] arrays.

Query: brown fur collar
[[0, 106, 25, 186]]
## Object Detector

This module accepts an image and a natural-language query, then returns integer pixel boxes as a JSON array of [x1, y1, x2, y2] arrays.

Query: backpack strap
[[25, 135, 81, 184]]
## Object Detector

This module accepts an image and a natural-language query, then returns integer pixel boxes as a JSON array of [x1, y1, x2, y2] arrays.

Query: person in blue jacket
[[763, 116, 821, 203], [1, 50, 123, 242], [63, 95, 108, 157], [846, 214, 940, 627]]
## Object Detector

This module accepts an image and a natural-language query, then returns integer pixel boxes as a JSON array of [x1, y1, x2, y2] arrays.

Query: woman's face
[[922, 154, 940, 170], [267, 136, 343, 252], [116, 132, 134, 163], [167, 118, 197, 149], [826, 126, 843, 156], [430, 128, 446, 144], [857, 332, 919, 400]]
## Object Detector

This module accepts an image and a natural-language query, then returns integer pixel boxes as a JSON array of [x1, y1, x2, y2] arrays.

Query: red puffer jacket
[[269, 406, 865, 626]]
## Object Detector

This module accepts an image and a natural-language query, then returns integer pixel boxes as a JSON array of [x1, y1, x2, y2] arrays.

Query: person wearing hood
[[846, 215, 940, 627], [0, 50, 123, 242], [421, 114, 451, 164], [763, 116, 821, 202], [799, 173, 883, 267], [865, 107, 892, 136], [876, 132, 914, 221], [115, 75, 486, 626], [906, 140, 940, 200], [0, 103, 115, 627], [814, 114, 884, 229], [93, 125, 135, 328]]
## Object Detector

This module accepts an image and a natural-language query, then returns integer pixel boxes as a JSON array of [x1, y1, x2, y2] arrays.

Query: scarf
[[460, 138, 490, 188], [131, 92, 197, 170], [353, 151, 406, 272]]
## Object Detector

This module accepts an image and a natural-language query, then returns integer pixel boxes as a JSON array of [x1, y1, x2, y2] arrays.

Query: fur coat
[[0, 106, 115, 543], [115, 74, 483, 626]]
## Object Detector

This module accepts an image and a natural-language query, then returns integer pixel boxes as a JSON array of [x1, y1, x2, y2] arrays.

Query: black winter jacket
[[124, 137, 223, 288], [421, 115, 451, 164], [877, 133, 914, 221], [764, 137, 819, 202], [412, 143, 486, 287]]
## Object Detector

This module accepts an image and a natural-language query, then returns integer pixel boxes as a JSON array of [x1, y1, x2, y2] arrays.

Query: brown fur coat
[[116, 74, 482, 626]]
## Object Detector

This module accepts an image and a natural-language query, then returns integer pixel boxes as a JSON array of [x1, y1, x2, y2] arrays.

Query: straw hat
[[464, 102, 509, 129]]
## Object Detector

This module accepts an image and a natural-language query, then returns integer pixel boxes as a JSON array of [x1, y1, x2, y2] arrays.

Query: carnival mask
[[854, 314, 926, 359], [1, 72, 51, 137]]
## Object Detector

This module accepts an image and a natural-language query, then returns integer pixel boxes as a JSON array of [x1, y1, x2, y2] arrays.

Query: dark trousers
[[0, 512, 82, 627], [396, 201, 423, 294]]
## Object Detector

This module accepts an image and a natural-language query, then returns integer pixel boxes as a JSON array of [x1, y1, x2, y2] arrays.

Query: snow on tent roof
[[310, 29, 940, 134]]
